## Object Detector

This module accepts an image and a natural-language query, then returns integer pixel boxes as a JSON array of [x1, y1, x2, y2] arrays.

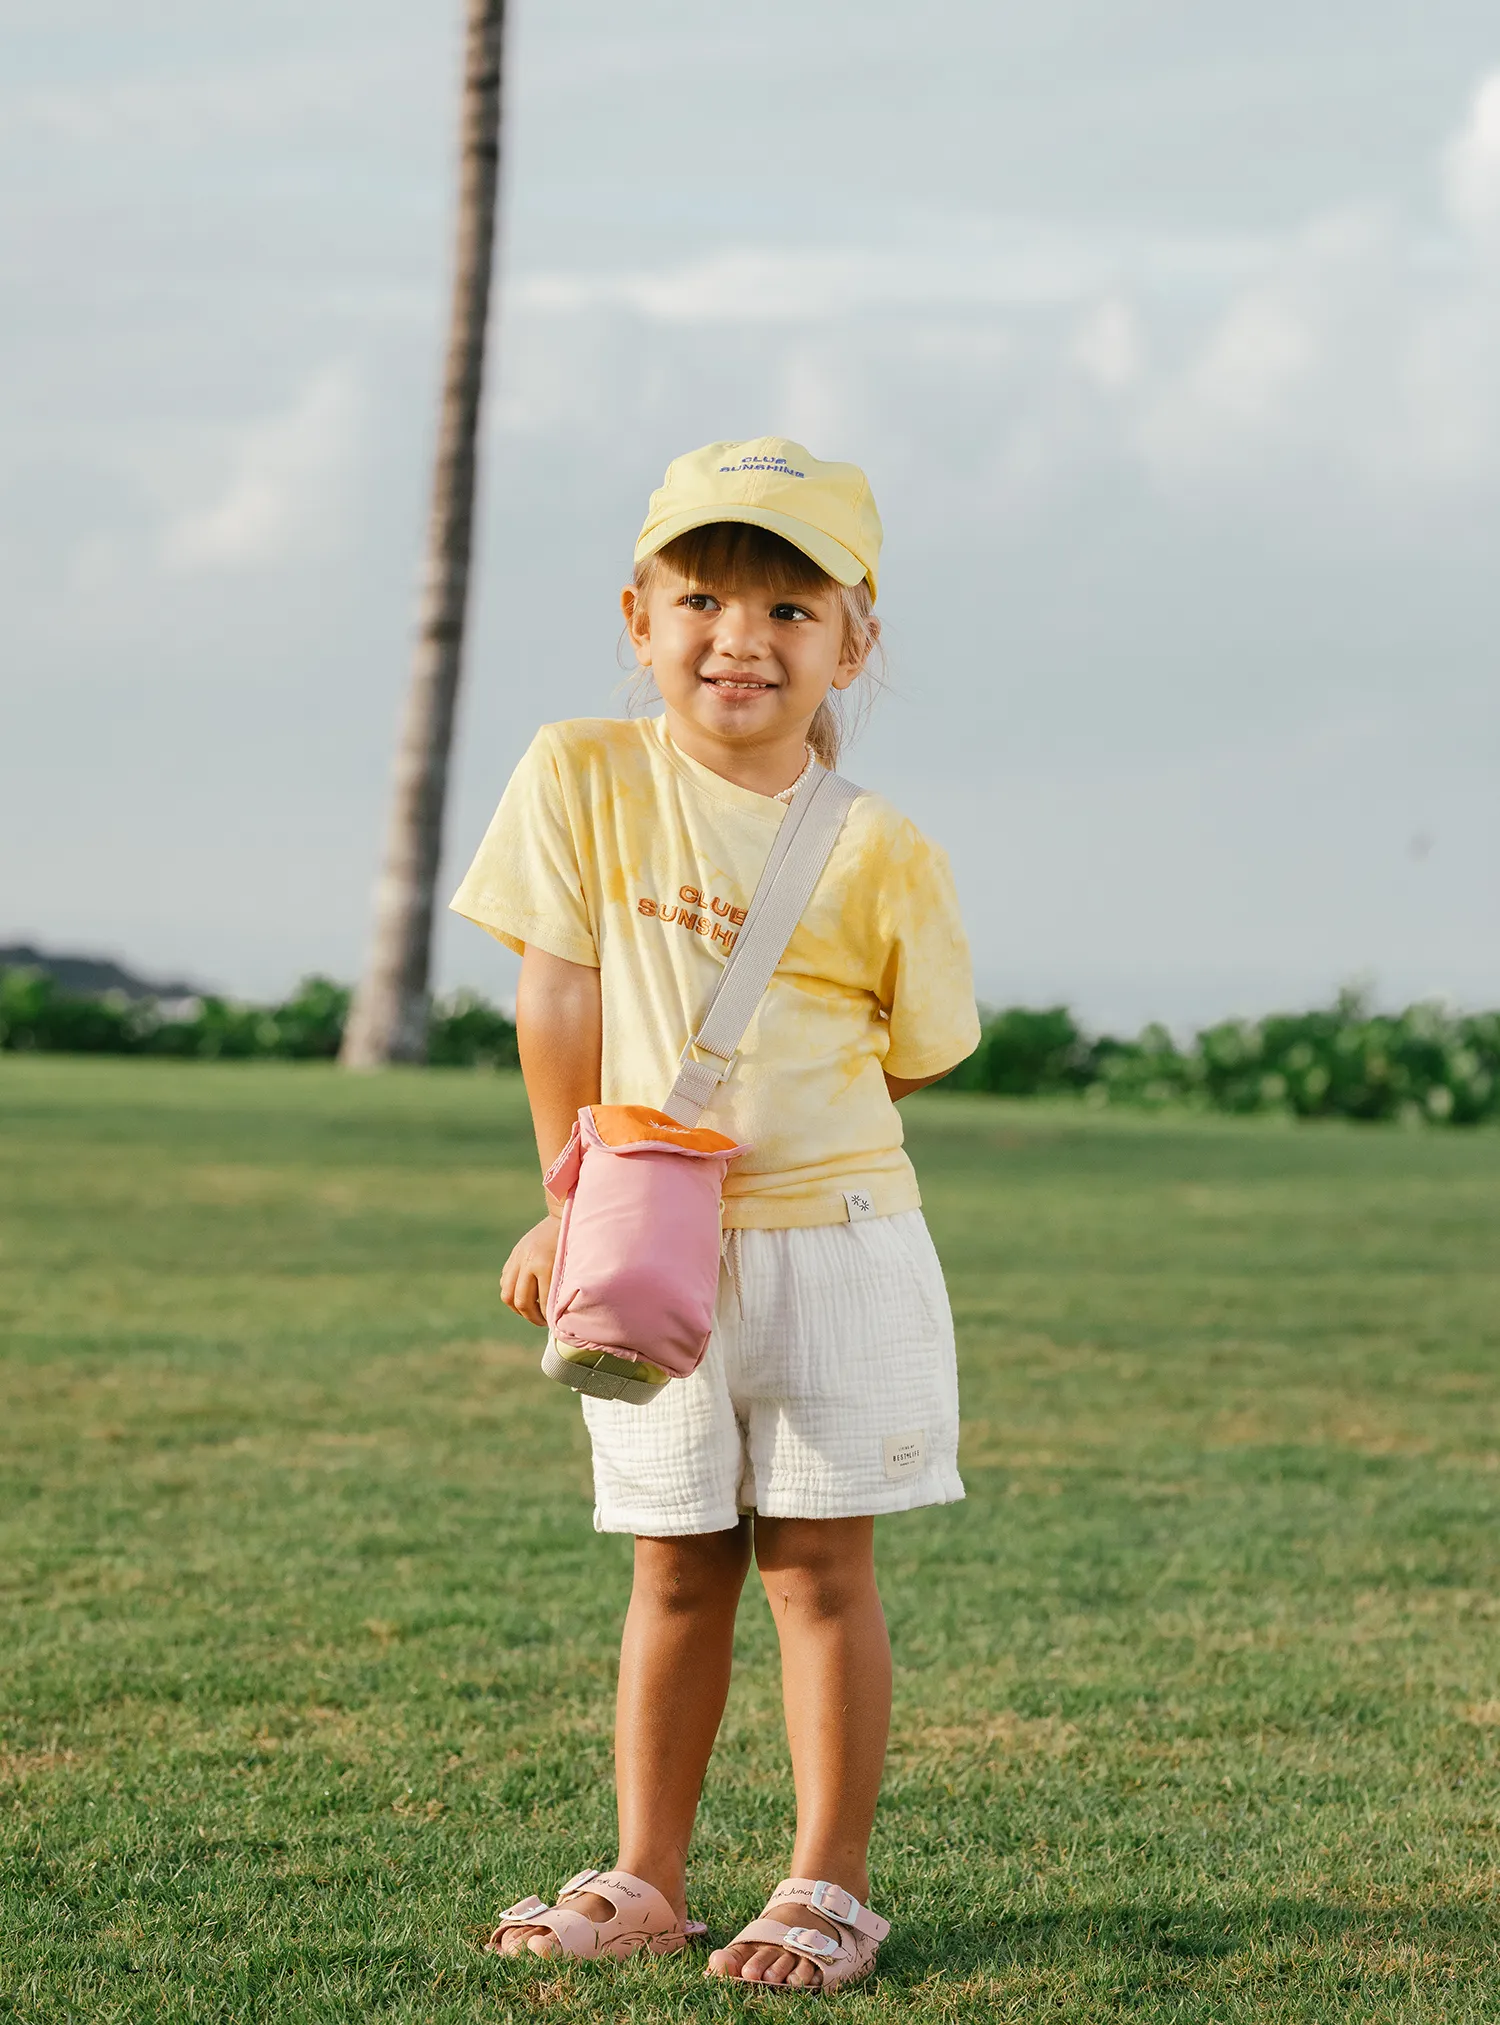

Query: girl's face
[[622, 564, 870, 753]]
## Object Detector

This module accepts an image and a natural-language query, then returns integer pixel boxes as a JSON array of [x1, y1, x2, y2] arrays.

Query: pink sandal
[[710, 1877, 889, 1993], [485, 1866, 705, 1961]]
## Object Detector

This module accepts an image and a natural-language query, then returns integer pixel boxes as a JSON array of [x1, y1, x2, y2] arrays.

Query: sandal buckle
[[557, 1868, 600, 1897], [498, 1894, 549, 1921], [783, 1925, 841, 1958], [809, 1880, 861, 1928]]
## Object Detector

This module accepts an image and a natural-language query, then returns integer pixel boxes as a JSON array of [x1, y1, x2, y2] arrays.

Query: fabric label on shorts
[[843, 1188, 876, 1221], [883, 1430, 927, 1480]]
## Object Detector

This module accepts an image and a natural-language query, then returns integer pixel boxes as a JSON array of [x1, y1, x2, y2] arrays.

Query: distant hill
[[0, 944, 210, 1001]]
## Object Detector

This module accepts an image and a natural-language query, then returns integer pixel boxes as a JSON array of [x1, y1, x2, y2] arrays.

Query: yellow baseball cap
[[635, 436, 883, 597]]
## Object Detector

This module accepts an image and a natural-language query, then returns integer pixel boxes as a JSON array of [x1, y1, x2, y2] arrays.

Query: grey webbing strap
[[662, 767, 863, 1126]]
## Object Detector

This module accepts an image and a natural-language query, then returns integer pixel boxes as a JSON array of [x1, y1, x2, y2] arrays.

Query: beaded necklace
[[772, 744, 816, 804]]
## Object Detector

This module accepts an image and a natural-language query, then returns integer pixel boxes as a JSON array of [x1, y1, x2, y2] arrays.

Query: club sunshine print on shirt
[[451, 717, 979, 1228]]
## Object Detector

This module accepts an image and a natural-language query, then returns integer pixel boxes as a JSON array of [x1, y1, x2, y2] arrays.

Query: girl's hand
[[501, 1214, 561, 1328]]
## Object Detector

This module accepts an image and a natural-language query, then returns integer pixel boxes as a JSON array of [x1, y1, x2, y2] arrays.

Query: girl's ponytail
[[808, 699, 840, 769]]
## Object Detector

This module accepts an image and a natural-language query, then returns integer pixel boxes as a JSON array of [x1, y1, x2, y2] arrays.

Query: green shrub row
[[941, 991, 1500, 1124], [5, 966, 1494, 1123], [0, 970, 518, 1070]]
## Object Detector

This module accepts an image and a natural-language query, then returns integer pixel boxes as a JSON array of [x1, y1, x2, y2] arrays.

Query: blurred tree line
[[2, 968, 1496, 1123], [939, 993, 1500, 1124], [0, 971, 518, 1070]]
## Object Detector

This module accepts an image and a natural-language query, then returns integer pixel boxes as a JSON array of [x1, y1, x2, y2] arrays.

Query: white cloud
[[10, 41, 430, 151], [1186, 295, 1316, 423], [161, 365, 362, 573], [1070, 296, 1143, 391], [492, 72, 1500, 516], [1442, 70, 1500, 241], [508, 226, 1267, 328]]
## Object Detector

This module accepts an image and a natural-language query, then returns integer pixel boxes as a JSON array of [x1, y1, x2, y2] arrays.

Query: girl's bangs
[[649, 522, 832, 597]]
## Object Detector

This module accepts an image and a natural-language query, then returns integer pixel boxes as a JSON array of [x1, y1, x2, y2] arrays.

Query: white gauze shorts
[[581, 1209, 964, 1535]]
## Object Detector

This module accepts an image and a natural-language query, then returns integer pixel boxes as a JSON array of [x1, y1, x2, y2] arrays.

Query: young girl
[[450, 437, 979, 1993]]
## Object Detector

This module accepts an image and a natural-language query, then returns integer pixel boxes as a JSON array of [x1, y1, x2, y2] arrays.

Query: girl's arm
[[516, 946, 603, 1171], [501, 946, 602, 1327], [884, 1070, 948, 1101]]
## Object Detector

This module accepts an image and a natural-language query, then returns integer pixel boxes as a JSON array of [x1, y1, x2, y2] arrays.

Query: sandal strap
[[487, 1903, 600, 1955], [721, 1914, 874, 1989], [725, 1918, 857, 1970], [493, 1893, 550, 1925], [730, 1917, 809, 1951], [771, 1877, 890, 1944], [781, 1925, 846, 1961], [488, 1867, 690, 1960], [577, 1867, 682, 1934]]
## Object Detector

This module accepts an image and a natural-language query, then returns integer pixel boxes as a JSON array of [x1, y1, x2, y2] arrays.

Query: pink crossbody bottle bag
[[538, 766, 863, 1405]]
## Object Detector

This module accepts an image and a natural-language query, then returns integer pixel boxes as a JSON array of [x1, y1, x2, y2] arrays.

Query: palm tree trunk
[[341, 0, 506, 1067]]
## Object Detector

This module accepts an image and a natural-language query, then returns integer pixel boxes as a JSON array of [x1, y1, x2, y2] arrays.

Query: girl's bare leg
[[497, 1519, 752, 1956], [707, 1515, 892, 1990]]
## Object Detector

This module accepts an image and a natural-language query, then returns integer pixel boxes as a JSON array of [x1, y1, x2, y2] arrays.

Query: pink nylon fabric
[[544, 1107, 749, 1378]]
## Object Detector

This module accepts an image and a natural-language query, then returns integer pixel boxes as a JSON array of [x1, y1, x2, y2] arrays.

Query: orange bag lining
[[588, 1105, 739, 1155]]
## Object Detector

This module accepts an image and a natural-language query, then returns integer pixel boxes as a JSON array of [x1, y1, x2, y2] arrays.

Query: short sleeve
[[448, 729, 598, 967], [877, 832, 981, 1080]]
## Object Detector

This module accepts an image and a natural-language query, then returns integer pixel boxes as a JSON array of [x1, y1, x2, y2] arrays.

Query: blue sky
[[5, 2, 1499, 1026]]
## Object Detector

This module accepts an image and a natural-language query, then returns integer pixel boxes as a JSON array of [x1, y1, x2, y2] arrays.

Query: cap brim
[[634, 503, 874, 595]]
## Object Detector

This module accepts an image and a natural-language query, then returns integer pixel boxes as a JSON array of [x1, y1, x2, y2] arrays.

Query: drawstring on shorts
[[721, 1227, 745, 1317]]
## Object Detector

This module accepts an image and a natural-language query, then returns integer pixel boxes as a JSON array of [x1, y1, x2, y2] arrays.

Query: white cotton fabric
[[581, 1210, 964, 1535]]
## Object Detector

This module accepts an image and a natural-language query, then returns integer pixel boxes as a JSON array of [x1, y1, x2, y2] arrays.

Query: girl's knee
[[632, 1521, 751, 1614], [753, 1517, 879, 1620]]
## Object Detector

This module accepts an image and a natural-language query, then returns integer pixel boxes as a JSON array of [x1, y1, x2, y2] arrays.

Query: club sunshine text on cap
[[635, 437, 883, 597]]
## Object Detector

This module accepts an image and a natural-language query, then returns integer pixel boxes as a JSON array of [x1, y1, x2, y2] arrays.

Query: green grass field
[[2, 1058, 1498, 2023]]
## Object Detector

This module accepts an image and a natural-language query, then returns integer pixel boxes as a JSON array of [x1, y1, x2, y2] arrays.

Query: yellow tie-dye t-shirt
[[449, 716, 980, 1229]]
